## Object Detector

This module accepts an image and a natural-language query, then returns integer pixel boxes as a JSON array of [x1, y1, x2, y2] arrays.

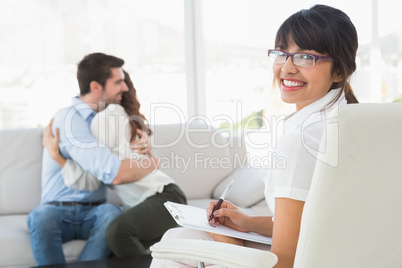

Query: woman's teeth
[[283, 80, 305, 87]]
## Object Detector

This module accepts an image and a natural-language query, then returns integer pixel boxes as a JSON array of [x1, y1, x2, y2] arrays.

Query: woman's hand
[[206, 200, 249, 233], [146, 151, 160, 171], [131, 129, 151, 155], [42, 119, 66, 167]]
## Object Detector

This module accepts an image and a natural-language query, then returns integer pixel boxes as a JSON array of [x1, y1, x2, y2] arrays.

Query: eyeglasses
[[267, 49, 334, 68]]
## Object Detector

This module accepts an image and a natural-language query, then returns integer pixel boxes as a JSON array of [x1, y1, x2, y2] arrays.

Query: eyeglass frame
[[267, 49, 334, 68]]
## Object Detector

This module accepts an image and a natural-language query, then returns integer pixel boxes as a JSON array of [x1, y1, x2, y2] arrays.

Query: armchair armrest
[[150, 239, 278, 268]]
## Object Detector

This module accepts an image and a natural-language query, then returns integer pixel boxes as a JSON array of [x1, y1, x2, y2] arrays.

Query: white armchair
[[150, 103, 402, 268], [151, 239, 277, 268]]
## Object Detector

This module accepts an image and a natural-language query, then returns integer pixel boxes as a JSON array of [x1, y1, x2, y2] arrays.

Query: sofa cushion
[[212, 167, 267, 208], [0, 215, 85, 267], [151, 124, 237, 200], [0, 128, 43, 215], [0, 215, 34, 267]]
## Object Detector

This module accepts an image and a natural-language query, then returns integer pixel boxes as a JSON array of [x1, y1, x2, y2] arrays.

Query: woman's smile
[[273, 41, 341, 111], [281, 78, 307, 92]]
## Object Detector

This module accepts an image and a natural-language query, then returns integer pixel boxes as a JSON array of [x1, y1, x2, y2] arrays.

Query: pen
[[208, 179, 234, 221]]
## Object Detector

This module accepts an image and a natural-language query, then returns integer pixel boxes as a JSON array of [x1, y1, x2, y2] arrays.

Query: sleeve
[[55, 107, 121, 185], [271, 124, 324, 202], [62, 159, 101, 191]]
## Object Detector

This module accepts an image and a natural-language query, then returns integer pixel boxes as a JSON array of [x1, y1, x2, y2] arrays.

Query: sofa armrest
[[150, 239, 278, 268]]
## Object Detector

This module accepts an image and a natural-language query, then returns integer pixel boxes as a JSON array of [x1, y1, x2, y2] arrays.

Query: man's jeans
[[27, 203, 121, 265]]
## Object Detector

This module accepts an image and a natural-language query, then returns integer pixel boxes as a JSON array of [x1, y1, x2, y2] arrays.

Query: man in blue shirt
[[27, 53, 159, 265]]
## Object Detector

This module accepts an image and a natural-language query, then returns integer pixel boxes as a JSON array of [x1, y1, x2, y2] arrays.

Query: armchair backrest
[[295, 103, 402, 267]]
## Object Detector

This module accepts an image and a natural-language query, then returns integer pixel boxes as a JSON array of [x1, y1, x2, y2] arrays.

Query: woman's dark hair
[[275, 4, 359, 104], [77, 53, 125, 96], [121, 70, 152, 141]]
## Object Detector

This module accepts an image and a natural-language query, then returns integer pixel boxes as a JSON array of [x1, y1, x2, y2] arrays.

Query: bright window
[[0, 0, 186, 129], [0, 0, 401, 131]]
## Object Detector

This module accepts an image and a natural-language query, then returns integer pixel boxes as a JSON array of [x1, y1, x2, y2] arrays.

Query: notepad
[[164, 201, 272, 245]]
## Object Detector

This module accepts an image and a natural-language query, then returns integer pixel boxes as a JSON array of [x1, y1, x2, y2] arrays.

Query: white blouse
[[264, 89, 346, 216]]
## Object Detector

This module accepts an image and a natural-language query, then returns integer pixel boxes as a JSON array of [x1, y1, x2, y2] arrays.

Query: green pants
[[105, 183, 187, 258]]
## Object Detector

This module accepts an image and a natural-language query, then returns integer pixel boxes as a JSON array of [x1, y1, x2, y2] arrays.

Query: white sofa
[[0, 123, 271, 268]]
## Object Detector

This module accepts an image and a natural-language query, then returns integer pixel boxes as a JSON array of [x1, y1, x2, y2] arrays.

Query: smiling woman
[[266, 6, 359, 267], [271, 3, 359, 111], [272, 43, 344, 111], [150, 4, 360, 268]]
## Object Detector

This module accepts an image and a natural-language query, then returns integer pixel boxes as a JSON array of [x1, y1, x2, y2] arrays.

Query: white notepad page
[[164, 201, 272, 245]]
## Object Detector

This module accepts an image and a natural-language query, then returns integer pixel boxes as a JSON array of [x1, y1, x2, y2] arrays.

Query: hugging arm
[[91, 106, 159, 185], [43, 119, 101, 191], [43, 118, 157, 189], [112, 128, 159, 185], [62, 159, 101, 191]]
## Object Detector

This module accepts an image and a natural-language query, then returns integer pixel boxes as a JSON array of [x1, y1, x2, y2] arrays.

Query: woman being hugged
[[151, 4, 358, 268]]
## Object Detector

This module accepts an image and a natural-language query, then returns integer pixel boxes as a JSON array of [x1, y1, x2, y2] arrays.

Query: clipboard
[[164, 201, 272, 245]]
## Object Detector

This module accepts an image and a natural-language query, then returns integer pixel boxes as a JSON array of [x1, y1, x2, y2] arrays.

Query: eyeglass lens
[[269, 51, 316, 67]]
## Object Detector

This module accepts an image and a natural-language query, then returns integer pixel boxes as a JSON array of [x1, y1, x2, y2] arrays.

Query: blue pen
[[208, 179, 234, 221]]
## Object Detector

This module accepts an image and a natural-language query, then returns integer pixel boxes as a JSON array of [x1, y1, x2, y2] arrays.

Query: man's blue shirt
[[41, 97, 122, 204]]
